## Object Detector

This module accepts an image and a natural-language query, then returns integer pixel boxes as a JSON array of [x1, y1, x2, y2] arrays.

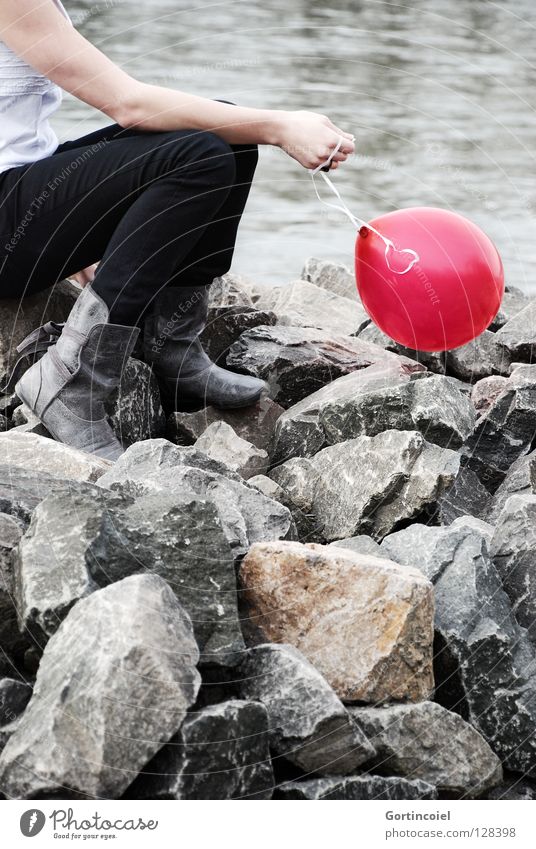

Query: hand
[[69, 263, 98, 287], [274, 110, 355, 170]]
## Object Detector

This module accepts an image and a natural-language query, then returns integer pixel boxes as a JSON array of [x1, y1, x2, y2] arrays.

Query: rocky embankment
[[1, 259, 536, 800]]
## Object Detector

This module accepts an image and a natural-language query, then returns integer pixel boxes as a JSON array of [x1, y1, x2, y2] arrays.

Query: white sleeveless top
[[0, 0, 72, 175]]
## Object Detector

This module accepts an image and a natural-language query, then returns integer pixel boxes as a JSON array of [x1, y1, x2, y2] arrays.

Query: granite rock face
[[125, 700, 274, 800], [490, 494, 536, 643], [349, 701, 502, 798], [227, 325, 415, 409], [239, 541, 435, 703], [194, 421, 269, 479], [380, 517, 536, 776], [0, 574, 201, 799], [97, 439, 293, 558], [238, 644, 375, 774], [105, 357, 166, 446], [271, 430, 460, 542], [276, 776, 437, 800]]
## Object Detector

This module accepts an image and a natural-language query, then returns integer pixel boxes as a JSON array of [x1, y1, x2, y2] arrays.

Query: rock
[[14, 488, 244, 666], [166, 396, 283, 453], [471, 376, 510, 416], [9, 403, 49, 436], [486, 450, 536, 523], [268, 457, 320, 540], [227, 325, 416, 409], [208, 273, 255, 308], [437, 466, 492, 525], [0, 574, 201, 799], [490, 287, 533, 331], [0, 512, 29, 660], [239, 541, 434, 703], [357, 322, 446, 372], [348, 702, 502, 797], [0, 464, 101, 527], [271, 358, 426, 463], [379, 516, 536, 776], [273, 430, 459, 542], [125, 700, 273, 800], [239, 644, 374, 774], [0, 678, 32, 728], [0, 280, 78, 382], [328, 535, 383, 556], [301, 257, 357, 300], [0, 414, 8, 432], [249, 278, 370, 336], [0, 393, 20, 418], [0, 717, 21, 756], [98, 439, 293, 557], [495, 300, 536, 362], [105, 357, 166, 446], [194, 421, 268, 479], [276, 776, 437, 800], [461, 363, 536, 492], [484, 777, 536, 800], [446, 331, 510, 382], [0, 431, 110, 482], [490, 495, 536, 644], [201, 306, 277, 363]]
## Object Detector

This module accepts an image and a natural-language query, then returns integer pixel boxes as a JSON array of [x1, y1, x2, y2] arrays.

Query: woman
[[0, 0, 355, 460]]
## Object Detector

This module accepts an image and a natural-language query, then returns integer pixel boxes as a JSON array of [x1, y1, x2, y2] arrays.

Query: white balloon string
[[308, 138, 420, 276]]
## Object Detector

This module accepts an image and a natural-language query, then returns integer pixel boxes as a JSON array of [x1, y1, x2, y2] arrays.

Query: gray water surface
[[55, 0, 536, 289]]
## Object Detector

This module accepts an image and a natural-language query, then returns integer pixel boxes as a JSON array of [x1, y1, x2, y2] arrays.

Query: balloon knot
[[359, 226, 369, 238]]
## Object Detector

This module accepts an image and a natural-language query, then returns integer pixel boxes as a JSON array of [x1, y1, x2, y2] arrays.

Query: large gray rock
[[0, 465, 101, 527], [276, 776, 437, 800], [379, 517, 536, 776], [490, 287, 533, 331], [0, 431, 110, 482], [437, 466, 492, 525], [0, 574, 201, 799], [105, 357, 166, 446], [0, 513, 27, 660], [471, 375, 510, 416], [266, 457, 320, 540], [490, 495, 536, 644], [227, 325, 415, 409], [14, 488, 244, 666], [0, 678, 32, 729], [357, 322, 446, 372], [495, 300, 536, 362], [349, 702, 502, 798], [125, 700, 273, 800], [486, 449, 536, 523], [208, 273, 255, 308], [201, 305, 277, 363], [301, 257, 357, 300], [194, 421, 268, 479], [238, 644, 374, 774], [98, 439, 293, 557], [271, 430, 460, 542], [461, 363, 536, 492], [445, 331, 510, 382], [166, 396, 283, 453], [239, 541, 435, 704], [328, 535, 383, 556]]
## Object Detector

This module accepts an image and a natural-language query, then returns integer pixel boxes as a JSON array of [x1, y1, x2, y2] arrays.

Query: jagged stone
[[270, 359, 427, 463], [378, 516, 536, 776], [486, 450, 536, 523], [0, 678, 32, 728], [490, 287, 533, 331], [490, 495, 536, 644], [461, 363, 536, 492], [201, 306, 277, 363], [227, 325, 414, 409], [328, 535, 383, 556], [0, 465, 100, 526], [105, 357, 166, 446], [238, 644, 374, 774], [272, 430, 459, 542], [239, 541, 434, 703], [484, 777, 536, 800], [357, 322, 446, 372], [98, 439, 293, 557], [437, 466, 492, 525], [301, 257, 357, 300], [194, 421, 268, 479], [166, 396, 283, 453], [0, 512, 29, 661], [269, 457, 320, 540], [471, 376, 510, 416], [14, 488, 244, 666], [276, 776, 437, 800], [208, 273, 255, 308], [126, 700, 273, 800], [0, 574, 201, 799], [0, 431, 110, 482], [495, 300, 536, 362], [445, 331, 510, 382], [349, 701, 502, 797]]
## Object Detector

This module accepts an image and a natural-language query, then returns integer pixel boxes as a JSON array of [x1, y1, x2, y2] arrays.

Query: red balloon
[[355, 207, 504, 352]]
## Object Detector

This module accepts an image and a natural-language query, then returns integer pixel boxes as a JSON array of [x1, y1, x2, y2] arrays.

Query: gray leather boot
[[143, 285, 267, 410], [15, 284, 139, 461]]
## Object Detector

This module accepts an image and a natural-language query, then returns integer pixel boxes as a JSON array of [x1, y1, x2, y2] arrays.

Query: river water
[[56, 0, 536, 290]]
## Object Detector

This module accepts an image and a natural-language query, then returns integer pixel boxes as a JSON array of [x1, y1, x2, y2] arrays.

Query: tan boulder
[[239, 540, 434, 703]]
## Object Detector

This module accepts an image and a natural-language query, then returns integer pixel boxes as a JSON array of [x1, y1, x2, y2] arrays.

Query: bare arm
[[0, 0, 355, 169]]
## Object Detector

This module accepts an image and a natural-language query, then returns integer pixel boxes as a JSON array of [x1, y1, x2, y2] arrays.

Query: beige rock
[[240, 540, 434, 703], [0, 431, 110, 482], [194, 421, 269, 479]]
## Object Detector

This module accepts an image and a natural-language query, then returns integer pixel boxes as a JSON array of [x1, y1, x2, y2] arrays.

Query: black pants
[[0, 113, 258, 325]]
